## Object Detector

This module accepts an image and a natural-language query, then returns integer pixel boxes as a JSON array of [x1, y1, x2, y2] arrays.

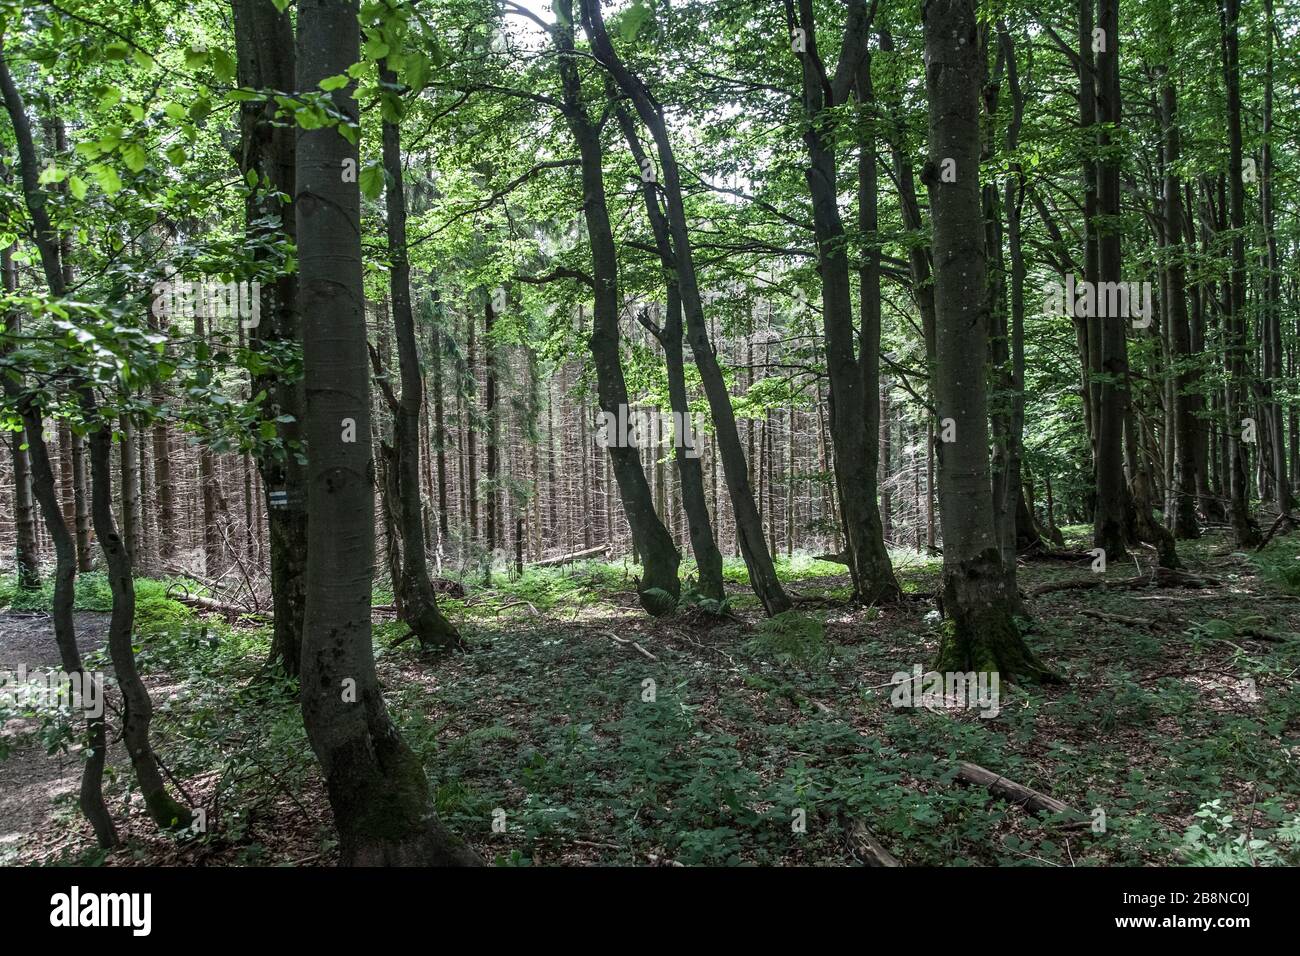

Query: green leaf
[[403, 52, 429, 92], [211, 49, 237, 84], [319, 73, 350, 92], [380, 91, 404, 124], [68, 175, 88, 201], [359, 162, 385, 199], [122, 142, 148, 173], [89, 164, 123, 195], [165, 145, 188, 166], [38, 164, 67, 185]]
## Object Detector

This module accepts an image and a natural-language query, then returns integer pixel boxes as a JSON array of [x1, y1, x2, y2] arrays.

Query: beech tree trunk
[[1092, 0, 1132, 561], [614, 104, 725, 603], [1157, 61, 1200, 540], [295, 0, 481, 866], [790, 0, 898, 604], [233, 0, 308, 674], [582, 0, 789, 615], [1220, 0, 1259, 546], [554, 0, 681, 615], [379, 60, 461, 648], [921, 0, 1053, 682]]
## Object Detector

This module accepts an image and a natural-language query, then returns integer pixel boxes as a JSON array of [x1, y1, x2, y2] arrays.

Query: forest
[[0, 0, 1297, 872]]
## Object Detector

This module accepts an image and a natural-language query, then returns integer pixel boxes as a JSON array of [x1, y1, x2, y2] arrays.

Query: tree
[[921, 0, 1053, 683], [580, 0, 791, 616], [232, 0, 308, 675], [789, 0, 899, 605], [294, 0, 480, 865], [377, 42, 461, 647]]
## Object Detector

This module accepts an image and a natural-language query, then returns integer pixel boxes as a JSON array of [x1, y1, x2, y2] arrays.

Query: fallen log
[[848, 821, 900, 867], [534, 544, 610, 568], [812, 552, 850, 566], [955, 761, 1082, 821], [169, 591, 267, 620], [1080, 609, 1163, 628], [1031, 566, 1220, 597], [1255, 511, 1297, 552]]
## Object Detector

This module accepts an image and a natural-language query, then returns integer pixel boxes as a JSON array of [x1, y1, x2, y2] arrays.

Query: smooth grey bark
[[1260, 0, 1292, 519], [921, 0, 1052, 682], [580, 0, 790, 615], [85, 390, 192, 828], [1091, 0, 1132, 561], [1219, 0, 1259, 547], [379, 59, 461, 647], [790, 0, 899, 605], [295, 0, 481, 865], [614, 101, 725, 603], [1157, 61, 1200, 540], [553, 0, 681, 614]]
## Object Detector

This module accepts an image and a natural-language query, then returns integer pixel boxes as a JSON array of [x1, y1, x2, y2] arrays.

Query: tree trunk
[[554, 1, 680, 614], [1260, 0, 1292, 517], [582, 0, 789, 615], [379, 62, 461, 648], [295, 0, 481, 865], [1092, 0, 1132, 561], [614, 105, 725, 603], [1158, 63, 1200, 539], [85, 392, 192, 828], [921, 0, 1053, 682], [232, 0, 307, 675], [1220, 0, 1260, 546]]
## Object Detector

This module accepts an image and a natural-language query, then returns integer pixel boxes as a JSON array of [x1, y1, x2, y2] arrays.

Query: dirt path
[[0, 610, 120, 860]]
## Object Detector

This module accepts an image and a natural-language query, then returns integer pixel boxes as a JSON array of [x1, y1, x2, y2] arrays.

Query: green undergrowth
[[12, 532, 1300, 866]]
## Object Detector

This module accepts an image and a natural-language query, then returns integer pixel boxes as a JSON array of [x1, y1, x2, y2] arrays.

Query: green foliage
[[1180, 800, 1300, 866], [1250, 545, 1300, 595], [744, 610, 828, 668]]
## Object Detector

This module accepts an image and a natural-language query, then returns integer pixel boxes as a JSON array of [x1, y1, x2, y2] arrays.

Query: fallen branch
[[1020, 549, 1098, 563], [812, 552, 850, 566], [1031, 566, 1220, 597], [1255, 511, 1297, 552], [1080, 609, 1163, 628], [847, 821, 901, 867], [1238, 626, 1292, 644], [954, 761, 1083, 822], [168, 590, 268, 621], [534, 544, 609, 567], [606, 631, 657, 660]]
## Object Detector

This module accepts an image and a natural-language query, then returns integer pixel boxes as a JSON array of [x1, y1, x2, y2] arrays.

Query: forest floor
[[2, 527, 1298, 867]]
